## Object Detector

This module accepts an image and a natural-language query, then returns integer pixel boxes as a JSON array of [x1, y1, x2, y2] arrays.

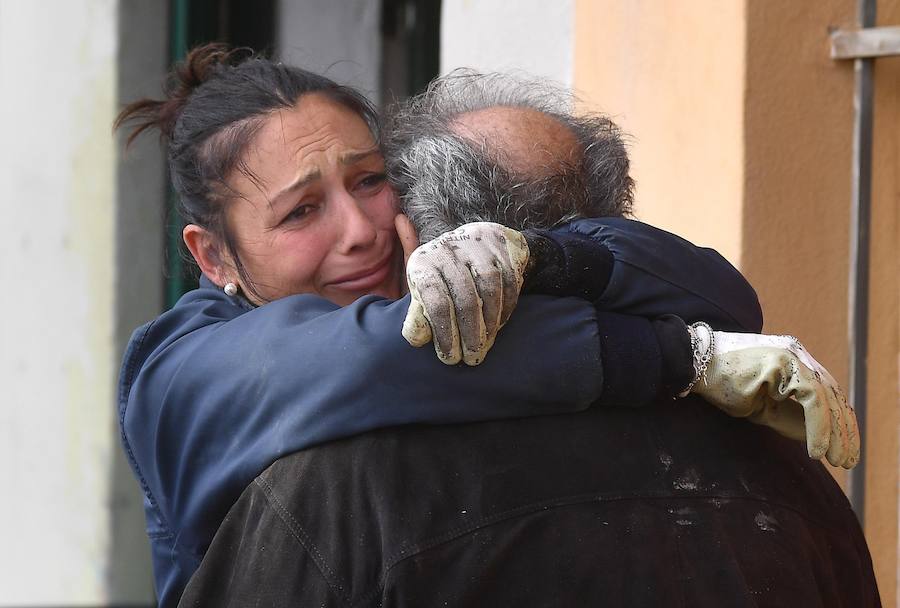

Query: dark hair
[[115, 43, 379, 301], [382, 70, 634, 241]]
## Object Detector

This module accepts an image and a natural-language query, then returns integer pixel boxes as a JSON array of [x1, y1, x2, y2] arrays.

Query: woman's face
[[224, 94, 404, 306]]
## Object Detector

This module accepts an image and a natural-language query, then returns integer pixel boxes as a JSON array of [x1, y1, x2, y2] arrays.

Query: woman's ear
[[183, 224, 230, 286]]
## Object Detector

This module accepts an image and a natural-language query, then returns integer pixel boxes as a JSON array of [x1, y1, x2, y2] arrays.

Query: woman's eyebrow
[[341, 148, 380, 165], [268, 149, 380, 206], [270, 170, 321, 205]]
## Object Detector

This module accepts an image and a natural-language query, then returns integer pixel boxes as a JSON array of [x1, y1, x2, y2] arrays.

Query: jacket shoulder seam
[[254, 475, 353, 606]]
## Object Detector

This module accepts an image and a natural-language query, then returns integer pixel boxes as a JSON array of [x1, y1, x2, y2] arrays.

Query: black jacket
[[180, 398, 878, 607]]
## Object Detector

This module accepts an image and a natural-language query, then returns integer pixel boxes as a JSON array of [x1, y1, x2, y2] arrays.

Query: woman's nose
[[334, 193, 378, 253]]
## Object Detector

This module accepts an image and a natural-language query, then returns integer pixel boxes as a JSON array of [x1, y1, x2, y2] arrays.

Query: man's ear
[[183, 224, 230, 286]]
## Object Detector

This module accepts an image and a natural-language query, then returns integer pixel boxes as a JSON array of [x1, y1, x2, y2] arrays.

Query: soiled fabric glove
[[688, 328, 860, 469], [402, 222, 530, 366]]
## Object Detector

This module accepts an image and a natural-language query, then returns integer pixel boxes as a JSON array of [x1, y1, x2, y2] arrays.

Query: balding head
[[451, 106, 580, 178], [383, 70, 633, 242]]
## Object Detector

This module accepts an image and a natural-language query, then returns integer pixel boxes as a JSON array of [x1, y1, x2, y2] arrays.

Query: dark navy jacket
[[117, 218, 761, 606]]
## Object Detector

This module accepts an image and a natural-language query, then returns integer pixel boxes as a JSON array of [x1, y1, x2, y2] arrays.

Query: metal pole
[[847, 0, 876, 524]]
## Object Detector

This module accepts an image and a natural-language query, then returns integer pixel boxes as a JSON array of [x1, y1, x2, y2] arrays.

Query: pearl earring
[[224, 282, 238, 297]]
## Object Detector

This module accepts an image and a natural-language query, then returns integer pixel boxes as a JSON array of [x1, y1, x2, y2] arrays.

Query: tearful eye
[[357, 172, 386, 191], [283, 204, 315, 224]]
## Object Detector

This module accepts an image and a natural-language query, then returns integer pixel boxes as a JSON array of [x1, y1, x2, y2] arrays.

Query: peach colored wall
[[742, 2, 897, 602], [739, 0, 853, 501], [575, 0, 898, 604], [868, 5, 900, 605], [574, 1, 746, 266]]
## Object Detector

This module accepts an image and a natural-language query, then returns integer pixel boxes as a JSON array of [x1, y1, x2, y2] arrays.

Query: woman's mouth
[[328, 250, 396, 293]]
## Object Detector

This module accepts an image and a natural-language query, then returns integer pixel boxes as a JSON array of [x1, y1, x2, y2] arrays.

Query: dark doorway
[[381, 0, 441, 103], [164, 0, 278, 307]]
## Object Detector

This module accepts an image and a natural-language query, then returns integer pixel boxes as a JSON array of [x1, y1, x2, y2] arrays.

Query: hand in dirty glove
[[685, 326, 860, 469], [398, 220, 530, 366]]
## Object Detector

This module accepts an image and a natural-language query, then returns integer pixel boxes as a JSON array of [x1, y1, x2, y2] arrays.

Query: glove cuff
[[594, 312, 663, 408], [652, 315, 695, 398], [522, 229, 614, 301]]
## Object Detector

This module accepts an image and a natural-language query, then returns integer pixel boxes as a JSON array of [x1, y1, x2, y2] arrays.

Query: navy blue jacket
[[118, 218, 761, 606]]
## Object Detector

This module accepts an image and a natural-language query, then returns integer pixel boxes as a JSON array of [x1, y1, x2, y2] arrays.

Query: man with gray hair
[[385, 70, 634, 241], [388, 71, 856, 463], [179, 73, 877, 606]]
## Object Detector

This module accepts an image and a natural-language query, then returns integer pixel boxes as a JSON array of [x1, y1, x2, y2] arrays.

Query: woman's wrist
[[677, 321, 715, 397], [650, 315, 696, 399]]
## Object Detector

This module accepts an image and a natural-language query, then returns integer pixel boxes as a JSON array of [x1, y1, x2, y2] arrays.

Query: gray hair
[[382, 70, 634, 241]]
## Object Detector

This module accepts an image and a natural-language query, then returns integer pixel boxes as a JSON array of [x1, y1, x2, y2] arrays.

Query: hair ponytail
[[115, 43, 247, 146]]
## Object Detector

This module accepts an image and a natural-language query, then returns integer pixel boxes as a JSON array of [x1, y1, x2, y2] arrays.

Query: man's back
[[180, 398, 878, 607]]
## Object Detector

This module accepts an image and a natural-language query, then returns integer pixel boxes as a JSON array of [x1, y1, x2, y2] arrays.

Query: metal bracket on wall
[[828, 5, 900, 526], [831, 26, 900, 59]]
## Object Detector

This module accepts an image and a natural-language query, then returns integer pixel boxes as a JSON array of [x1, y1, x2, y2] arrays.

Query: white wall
[[441, 0, 575, 88], [0, 0, 162, 603], [0, 0, 118, 602], [278, 0, 383, 102]]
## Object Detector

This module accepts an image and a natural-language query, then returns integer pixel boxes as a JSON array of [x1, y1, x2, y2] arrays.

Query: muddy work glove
[[685, 324, 860, 469], [402, 222, 530, 366]]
